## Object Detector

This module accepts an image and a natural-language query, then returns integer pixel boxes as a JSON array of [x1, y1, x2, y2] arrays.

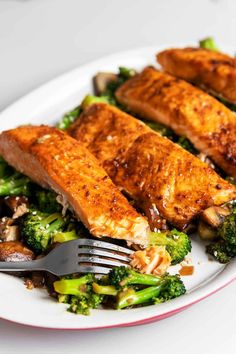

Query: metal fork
[[0, 239, 134, 276]]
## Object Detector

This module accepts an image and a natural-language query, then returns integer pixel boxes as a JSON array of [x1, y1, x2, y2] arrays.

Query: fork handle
[[0, 258, 46, 272]]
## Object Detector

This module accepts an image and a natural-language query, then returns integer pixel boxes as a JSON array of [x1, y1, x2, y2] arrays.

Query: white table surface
[[0, 0, 236, 353]]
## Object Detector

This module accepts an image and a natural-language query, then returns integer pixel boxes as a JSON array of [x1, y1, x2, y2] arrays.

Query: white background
[[0, 0, 236, 353]]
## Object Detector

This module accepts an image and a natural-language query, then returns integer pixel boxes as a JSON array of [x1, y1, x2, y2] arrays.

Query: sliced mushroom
[[0, 241, 35, 262], [0, 217, 20, 242], [201, 206, 230, 228], [198, 220, 218, 240], [4, 196, 29, 219], [93, 72, 118, 95]]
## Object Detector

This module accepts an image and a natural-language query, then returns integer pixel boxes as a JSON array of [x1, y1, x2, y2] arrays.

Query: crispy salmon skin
[[0, 126, 149, 246], [157, 47, 236, 103], [69, 103, 236, 230], [115, 66, 236, 179]]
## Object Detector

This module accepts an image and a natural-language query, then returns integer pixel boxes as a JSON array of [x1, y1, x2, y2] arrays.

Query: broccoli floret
[[149, 229, 191, 265], [206, 210, 236, 263], [54, 274, 103, 315], [154, 275, 186, 303], [177, 136, 198, 155], [35, 189, 62, 213], [67, 294, 103, 315], [118, 67, 136, 80], [206, 240, 236, 263], [199, 37, 219, 51], [0, 157, 32, 196], [92, 267, 185, 309], [101, 66, 136, 106], [108, 266, 163, 290], [217, 212, 236, 245], [21, 210, 66, 253], [57, 107, 81, 130], [116, 274, 185, 309]]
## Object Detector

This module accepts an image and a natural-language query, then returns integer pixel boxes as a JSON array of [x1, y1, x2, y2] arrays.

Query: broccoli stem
[[117, 285, 163, 309], [81, 95, 109, 109], [53, 230, 78, 243], [0, 173, 30, 196], [120, 269, 162, 287], [54, 274, 94, 296], [40, 213, 65, 232], [199, 37, 219, 51], [92, 283, 118, 296], [57, 107, 81, 130]]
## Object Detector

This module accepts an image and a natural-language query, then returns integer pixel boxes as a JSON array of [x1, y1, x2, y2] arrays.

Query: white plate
[[0, 45, 235, 330]]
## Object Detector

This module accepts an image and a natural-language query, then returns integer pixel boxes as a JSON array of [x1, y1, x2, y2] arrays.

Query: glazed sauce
[[179, 265, 194, 276]]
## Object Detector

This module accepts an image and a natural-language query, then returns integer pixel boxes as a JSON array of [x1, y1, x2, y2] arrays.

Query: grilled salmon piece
[[68, 103, 236, 230], [0, 126, 149, 246], [157, 47, 236, 103], [68, 102, 149, 178], [116, 66, 236, 179]]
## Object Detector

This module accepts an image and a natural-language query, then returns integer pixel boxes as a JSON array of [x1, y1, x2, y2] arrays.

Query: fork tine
[[78, 256, 129, 268], [77, 265, 118, 275], [77, 238, 134, 255], [78, 248, 131, 262]]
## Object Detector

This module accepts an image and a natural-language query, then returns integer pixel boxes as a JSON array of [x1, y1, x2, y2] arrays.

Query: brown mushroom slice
[[201, 206, 230, 228], [0, 241, 35, 262], [198, 221, 218, 241], [4, 196, 29, 219], [0, 217, 20, 242], [93, 72, 118, 95]]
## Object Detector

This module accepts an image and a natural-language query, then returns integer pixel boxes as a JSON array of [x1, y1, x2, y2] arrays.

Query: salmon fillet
[[68, 103, 236, 230], [115, 66, 236, 179], [157, 47, 236, 103], [0, 126, 149, 246]]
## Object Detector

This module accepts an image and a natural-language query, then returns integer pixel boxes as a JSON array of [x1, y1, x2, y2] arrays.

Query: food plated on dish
[[0, 38, 236, 321]]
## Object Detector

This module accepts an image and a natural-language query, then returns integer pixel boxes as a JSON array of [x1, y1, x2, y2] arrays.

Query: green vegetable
[[0, 157, 32, 196], [108, 266, 164, 290], [21, 210, 66, 253], [54, 268, 186, 315], [118, 67, 136, 80], [199, 37, 219, 51], [57, 107, 81, 130], [92, 283, 118, 296], [177, 136, 198, 155], [93, 267, 186, 310], [206, 205, 236, 263], [218, 211, 236, 245], [206, 240, 236, 263], [54, 274, 103, 315], [35, 189, 62, 213], [81, 95, 109, 109], [101, 66, 136, 107], [149, 229, 191, 265], [116, 274, 186, 309], [53, 229, 78, 243]]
